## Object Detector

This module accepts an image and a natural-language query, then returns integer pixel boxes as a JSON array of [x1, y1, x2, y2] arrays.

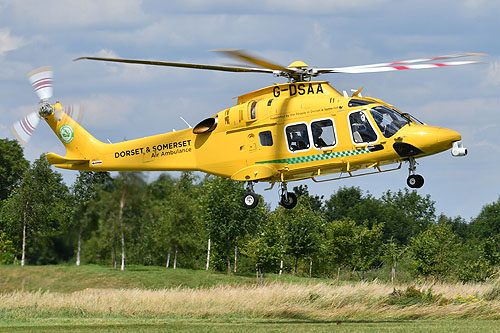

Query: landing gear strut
[[406, 157, 424, 189], [279, 182, 297, 209], [243, 181, 259, 209]]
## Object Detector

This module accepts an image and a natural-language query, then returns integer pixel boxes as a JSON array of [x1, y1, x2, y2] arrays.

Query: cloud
[[3, 0, 146, 29], [168, 0, 388, 14], [79, 94, 138, 129], [0, 29, 25, 56], [486, 60, 500, 86]]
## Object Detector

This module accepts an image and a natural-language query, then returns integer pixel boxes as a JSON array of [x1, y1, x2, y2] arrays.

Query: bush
[[457, 257, 498, 283], [385, 286, 447, 307]]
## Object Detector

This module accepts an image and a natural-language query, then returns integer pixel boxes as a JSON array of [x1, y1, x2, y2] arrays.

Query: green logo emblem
[[59, 124, 74, 144]]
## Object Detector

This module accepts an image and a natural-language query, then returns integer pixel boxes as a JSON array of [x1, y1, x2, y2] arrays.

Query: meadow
[[1, 265, 500, 331]]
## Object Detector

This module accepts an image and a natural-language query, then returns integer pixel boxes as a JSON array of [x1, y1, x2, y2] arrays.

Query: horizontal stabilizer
[[46, 153, 88, 165]]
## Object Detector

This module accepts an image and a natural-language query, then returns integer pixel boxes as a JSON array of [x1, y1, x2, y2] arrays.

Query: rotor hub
[[39, 101, 54, 117]]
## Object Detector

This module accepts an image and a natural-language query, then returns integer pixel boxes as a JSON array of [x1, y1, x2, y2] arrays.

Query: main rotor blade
[[212, 49, 295, 73], [319, 60, 483, 74], [317, 53, 486, 74], [74, 56, 274, 74]]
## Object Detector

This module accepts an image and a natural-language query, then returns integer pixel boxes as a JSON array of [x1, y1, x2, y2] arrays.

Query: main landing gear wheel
[[280, 192, 297, 209], [243, 192, 259, 209], [407, 174, 424, 189]]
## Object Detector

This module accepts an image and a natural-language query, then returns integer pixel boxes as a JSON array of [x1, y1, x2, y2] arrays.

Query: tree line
[[1, 138, 499, 282]]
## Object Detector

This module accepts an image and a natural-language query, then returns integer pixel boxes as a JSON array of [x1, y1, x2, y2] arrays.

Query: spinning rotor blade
[[317, 53, 486, 74], [10, 112, 40, 146], [74, 56, 273, 74], [12, 66, 85, 146], [211, 49, 295, 73], [28, 66, 53, 101], [64, 104, 84, 123]]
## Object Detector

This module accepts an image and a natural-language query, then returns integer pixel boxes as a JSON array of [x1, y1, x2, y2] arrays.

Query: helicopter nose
[[435, 127, 461, 147], [393, 125, 461, 157]]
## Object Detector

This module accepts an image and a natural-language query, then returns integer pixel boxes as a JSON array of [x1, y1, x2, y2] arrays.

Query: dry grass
[[1, 280, 500, 321]]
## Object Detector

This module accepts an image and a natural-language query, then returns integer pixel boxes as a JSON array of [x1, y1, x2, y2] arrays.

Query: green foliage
[[1, 150, 500, 286], [281, 198, 323, 273], [386, 286, 446, 307], [470, 196, 500, 238], [457, 257, 497, 283], [1, 155, 70, 264], [200, 176, 265, 273], [243, 210, 283, 275], [408, 224, 458, 279], [381, 189, 435, 244], [322, 218, 383, 278], [0, 230, 15, 264], [0, 138, 29, 201], [292, 184, 323, 211], [351, 221, 384, 275], [148, 172, 204, 268]]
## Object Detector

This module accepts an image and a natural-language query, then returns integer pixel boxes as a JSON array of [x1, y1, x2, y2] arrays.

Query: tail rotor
[[11, 67, 83, 146]]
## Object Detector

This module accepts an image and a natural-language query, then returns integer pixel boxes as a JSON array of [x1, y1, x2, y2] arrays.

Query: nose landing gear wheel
[[280, 192, 297, 209], [407, 174, 424, 188], [243, 192, 259, 209]]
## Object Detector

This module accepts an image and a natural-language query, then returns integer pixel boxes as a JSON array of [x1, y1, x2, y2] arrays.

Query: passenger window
[[250, 101, 257, 119], [285, 123, 310, 151], [259, 131, 273, 146], [311, 119, 336, 149], [349, 111, 378, 144]]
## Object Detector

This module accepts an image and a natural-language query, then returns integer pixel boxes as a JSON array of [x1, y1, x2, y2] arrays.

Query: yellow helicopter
[[14, 50, 484, 209]]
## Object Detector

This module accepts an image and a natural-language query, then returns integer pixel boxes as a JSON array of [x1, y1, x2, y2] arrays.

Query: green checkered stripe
[[256, 148, 371, 165]]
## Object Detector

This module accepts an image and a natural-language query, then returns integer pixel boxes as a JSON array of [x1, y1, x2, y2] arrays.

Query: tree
[[292, 184, 323, 211], [243, 210, 283, 279], [381, 189, 436, 244], [323, 186, 364, 222], [1, 155, 69, 265], [86, 172, 146, 269], [0, 230, 15, 264], [323, 187, 384, 230], [282, 199, 323, 275], [470, 197, 500, 239], [115, 171, 146, 270], [71, 171, 112, 265], [322, 218, 383, 280], [351, 221, 384, 279], [408, 224, 459, 279], [382, 237, 406, 283], [200, 176, 263, 274], [152, 172, 201, 269], [0, 138, 29, 201], [321, 218, 358, 281]]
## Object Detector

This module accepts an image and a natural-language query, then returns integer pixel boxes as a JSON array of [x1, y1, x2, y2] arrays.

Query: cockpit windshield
[[370, 105, 410, 138]]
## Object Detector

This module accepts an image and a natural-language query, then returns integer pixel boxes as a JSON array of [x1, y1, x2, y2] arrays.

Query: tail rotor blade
[[10, 112, 40, 146], [64, 104, 84, 123], [28, 66, 53, 101]]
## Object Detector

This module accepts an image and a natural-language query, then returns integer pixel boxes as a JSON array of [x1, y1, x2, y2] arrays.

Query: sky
[[0, 0, 499, 220]]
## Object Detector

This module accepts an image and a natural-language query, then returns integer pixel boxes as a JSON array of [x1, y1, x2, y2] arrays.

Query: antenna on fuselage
[[180, 116, 192, 128]]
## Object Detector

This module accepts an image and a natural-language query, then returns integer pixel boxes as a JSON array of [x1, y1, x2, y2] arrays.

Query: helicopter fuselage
[[45, 81, 462, 186]]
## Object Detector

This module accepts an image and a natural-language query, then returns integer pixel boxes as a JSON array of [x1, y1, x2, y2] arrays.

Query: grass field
[[1, 265, 499, 331]]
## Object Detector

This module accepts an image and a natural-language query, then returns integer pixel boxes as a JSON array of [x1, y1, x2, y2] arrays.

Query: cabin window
[[250, 101, 257, 119], [285, 123, 310, 152], [348, 110, 378, 144], [311, 118, 336, 149], [259, 131, 273, 146]]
